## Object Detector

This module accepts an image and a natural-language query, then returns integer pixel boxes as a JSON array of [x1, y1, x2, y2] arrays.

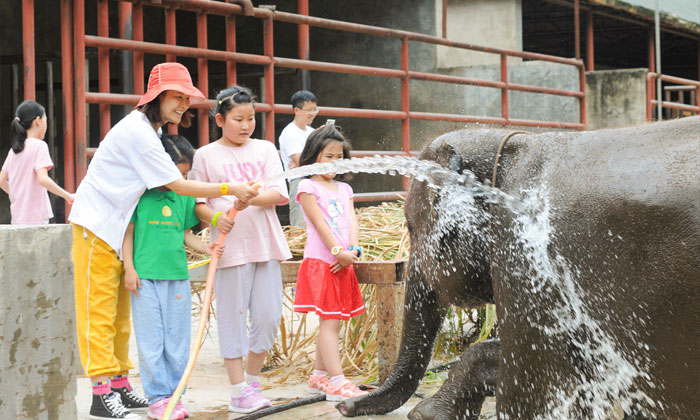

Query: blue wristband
[[348, 246, 362, 257]]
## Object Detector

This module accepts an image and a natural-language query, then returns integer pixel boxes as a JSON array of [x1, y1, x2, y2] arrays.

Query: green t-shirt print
[[130, 188, 199, 280]]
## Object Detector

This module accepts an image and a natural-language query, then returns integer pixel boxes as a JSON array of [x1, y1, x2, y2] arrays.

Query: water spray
[[161, 154, 517, 419]]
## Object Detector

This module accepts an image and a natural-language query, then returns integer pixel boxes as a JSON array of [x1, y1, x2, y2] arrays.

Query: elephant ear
[[426, 144, 460, 217], [425, 143, 472, 225]]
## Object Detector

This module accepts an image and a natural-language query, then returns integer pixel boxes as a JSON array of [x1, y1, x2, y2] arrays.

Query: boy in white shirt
[[278, 90, 318, 227]]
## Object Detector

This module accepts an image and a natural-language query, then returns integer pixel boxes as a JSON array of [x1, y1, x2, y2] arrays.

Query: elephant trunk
[[338, 273, 445, 416]]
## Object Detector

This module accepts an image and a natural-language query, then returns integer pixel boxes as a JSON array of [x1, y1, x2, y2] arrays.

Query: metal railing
[[646, 72, 700, 121], [63, 0, 586, 198]]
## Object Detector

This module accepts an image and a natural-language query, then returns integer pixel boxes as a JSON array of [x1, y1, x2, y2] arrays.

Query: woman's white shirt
[[69, 110, 182, 258]]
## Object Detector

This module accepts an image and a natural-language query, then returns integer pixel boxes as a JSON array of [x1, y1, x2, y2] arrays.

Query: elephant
[[338, 116, 700, 419]]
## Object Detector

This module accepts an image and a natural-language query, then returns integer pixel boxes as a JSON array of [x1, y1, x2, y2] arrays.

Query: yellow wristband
[[211, 211, 223, 228], [220, 183, 229, 196]]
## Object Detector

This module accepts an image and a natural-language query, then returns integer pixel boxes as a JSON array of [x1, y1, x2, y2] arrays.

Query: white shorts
[[214, 260, 283, 359]]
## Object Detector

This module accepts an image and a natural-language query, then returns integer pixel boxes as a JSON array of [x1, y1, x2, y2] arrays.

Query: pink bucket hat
[[136, 62, 206, 107]]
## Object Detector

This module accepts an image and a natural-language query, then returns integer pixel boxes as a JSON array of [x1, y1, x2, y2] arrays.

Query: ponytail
[[10, 118, 27, 153], [11, 100, 45, 154]]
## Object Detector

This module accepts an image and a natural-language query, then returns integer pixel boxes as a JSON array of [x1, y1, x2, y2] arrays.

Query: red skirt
[[293, 258, 365, 320]]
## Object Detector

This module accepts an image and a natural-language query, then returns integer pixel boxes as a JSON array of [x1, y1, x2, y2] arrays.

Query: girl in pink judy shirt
[[0, 100, 74, 224], [190, 85, 291, 414], [292, 124, 367, 401]]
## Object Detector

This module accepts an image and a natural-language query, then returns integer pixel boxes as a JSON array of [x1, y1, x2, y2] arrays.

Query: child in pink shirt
[[292, 123, 367, 401], [190, 85, 291, 414], [0, 100, 74, 224]]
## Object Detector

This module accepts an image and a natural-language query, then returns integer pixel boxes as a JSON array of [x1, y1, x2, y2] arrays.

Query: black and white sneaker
[[111, 386, 149, 412], [89, 392, 140, 419]]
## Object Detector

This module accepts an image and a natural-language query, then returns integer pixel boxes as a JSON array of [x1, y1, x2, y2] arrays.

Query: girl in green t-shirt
[[122, 134, 222, 420]]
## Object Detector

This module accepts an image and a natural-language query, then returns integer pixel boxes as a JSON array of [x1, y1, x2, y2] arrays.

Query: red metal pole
[[22, 0, 36, 100], [647, 26, 655, 104], [197, 11, 209, 146], [61, 0, 75, 199], [119, 2, 131, 39], [400, 36, 410, 190], [165, 6, 178, 135], [297, 0, 310, 89], [501, 54, 508, 122], [133, 2, 144, 94], [85, 35, 271, 66], [647, 26, 655, 74], [585, 10, 594, 71], [74, 0, 87, 183], [297, 0, 309, 58], [98, 0, 111, 140], [574, 0, 580, 60], [264, 16, 275, 143], [165, 7, 177, 62], [226, 8, 237, 85]]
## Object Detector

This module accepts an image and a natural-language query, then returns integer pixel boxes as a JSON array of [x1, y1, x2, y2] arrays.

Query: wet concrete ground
[[75, 309, 496, 419]]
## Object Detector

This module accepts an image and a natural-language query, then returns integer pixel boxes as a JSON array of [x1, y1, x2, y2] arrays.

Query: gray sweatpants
[[214, 261, 283, 359]]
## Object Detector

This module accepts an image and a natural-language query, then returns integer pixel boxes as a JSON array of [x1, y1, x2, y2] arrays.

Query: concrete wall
[[436, 0, 523, 67], [0, 225, 76, 420], [585, 68, 648, 130], [413, 60, 580, 125]]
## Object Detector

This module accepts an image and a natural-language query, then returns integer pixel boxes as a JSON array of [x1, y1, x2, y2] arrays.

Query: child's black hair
[[291, 90, 318, 109], [11, 100, 45, 153], [161, 134, 194, 165], [210, 85, 256, 138], [213, 85, 256, 118], [299, 124, 352, 181]]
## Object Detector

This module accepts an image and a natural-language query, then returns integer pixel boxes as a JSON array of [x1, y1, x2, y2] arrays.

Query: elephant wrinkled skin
[[338, 117, 699, 419]]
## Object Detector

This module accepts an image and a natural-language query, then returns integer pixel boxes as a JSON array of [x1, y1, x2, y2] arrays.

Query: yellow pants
[[72, 224, 133, 378]]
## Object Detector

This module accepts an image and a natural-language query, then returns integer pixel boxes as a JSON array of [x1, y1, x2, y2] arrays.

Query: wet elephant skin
[[338, 117, 700, 419]]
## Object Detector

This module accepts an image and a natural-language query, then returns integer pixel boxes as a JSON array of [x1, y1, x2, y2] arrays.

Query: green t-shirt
[[130, 188, 199, 280]]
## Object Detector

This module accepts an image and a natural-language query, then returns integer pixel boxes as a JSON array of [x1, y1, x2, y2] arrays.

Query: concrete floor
[[75, 305, 496, 419]]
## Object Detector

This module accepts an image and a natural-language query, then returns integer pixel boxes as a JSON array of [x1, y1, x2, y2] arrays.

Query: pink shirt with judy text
[[190, 139, 292, 268], [296, 178, 354, 265], [1, 138, 54, 224]]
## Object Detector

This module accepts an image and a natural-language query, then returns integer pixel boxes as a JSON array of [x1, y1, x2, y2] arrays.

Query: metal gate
[[46, 0, 586, 201], [646, 72, 700, 121]]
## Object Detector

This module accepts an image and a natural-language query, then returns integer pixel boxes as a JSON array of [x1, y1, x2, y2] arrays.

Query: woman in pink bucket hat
[[69, 62, 259, 420]]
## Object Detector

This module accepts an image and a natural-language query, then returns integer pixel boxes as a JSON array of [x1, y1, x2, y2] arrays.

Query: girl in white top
[[69, 62, 259, 420], [0, 100, 74, 224]]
